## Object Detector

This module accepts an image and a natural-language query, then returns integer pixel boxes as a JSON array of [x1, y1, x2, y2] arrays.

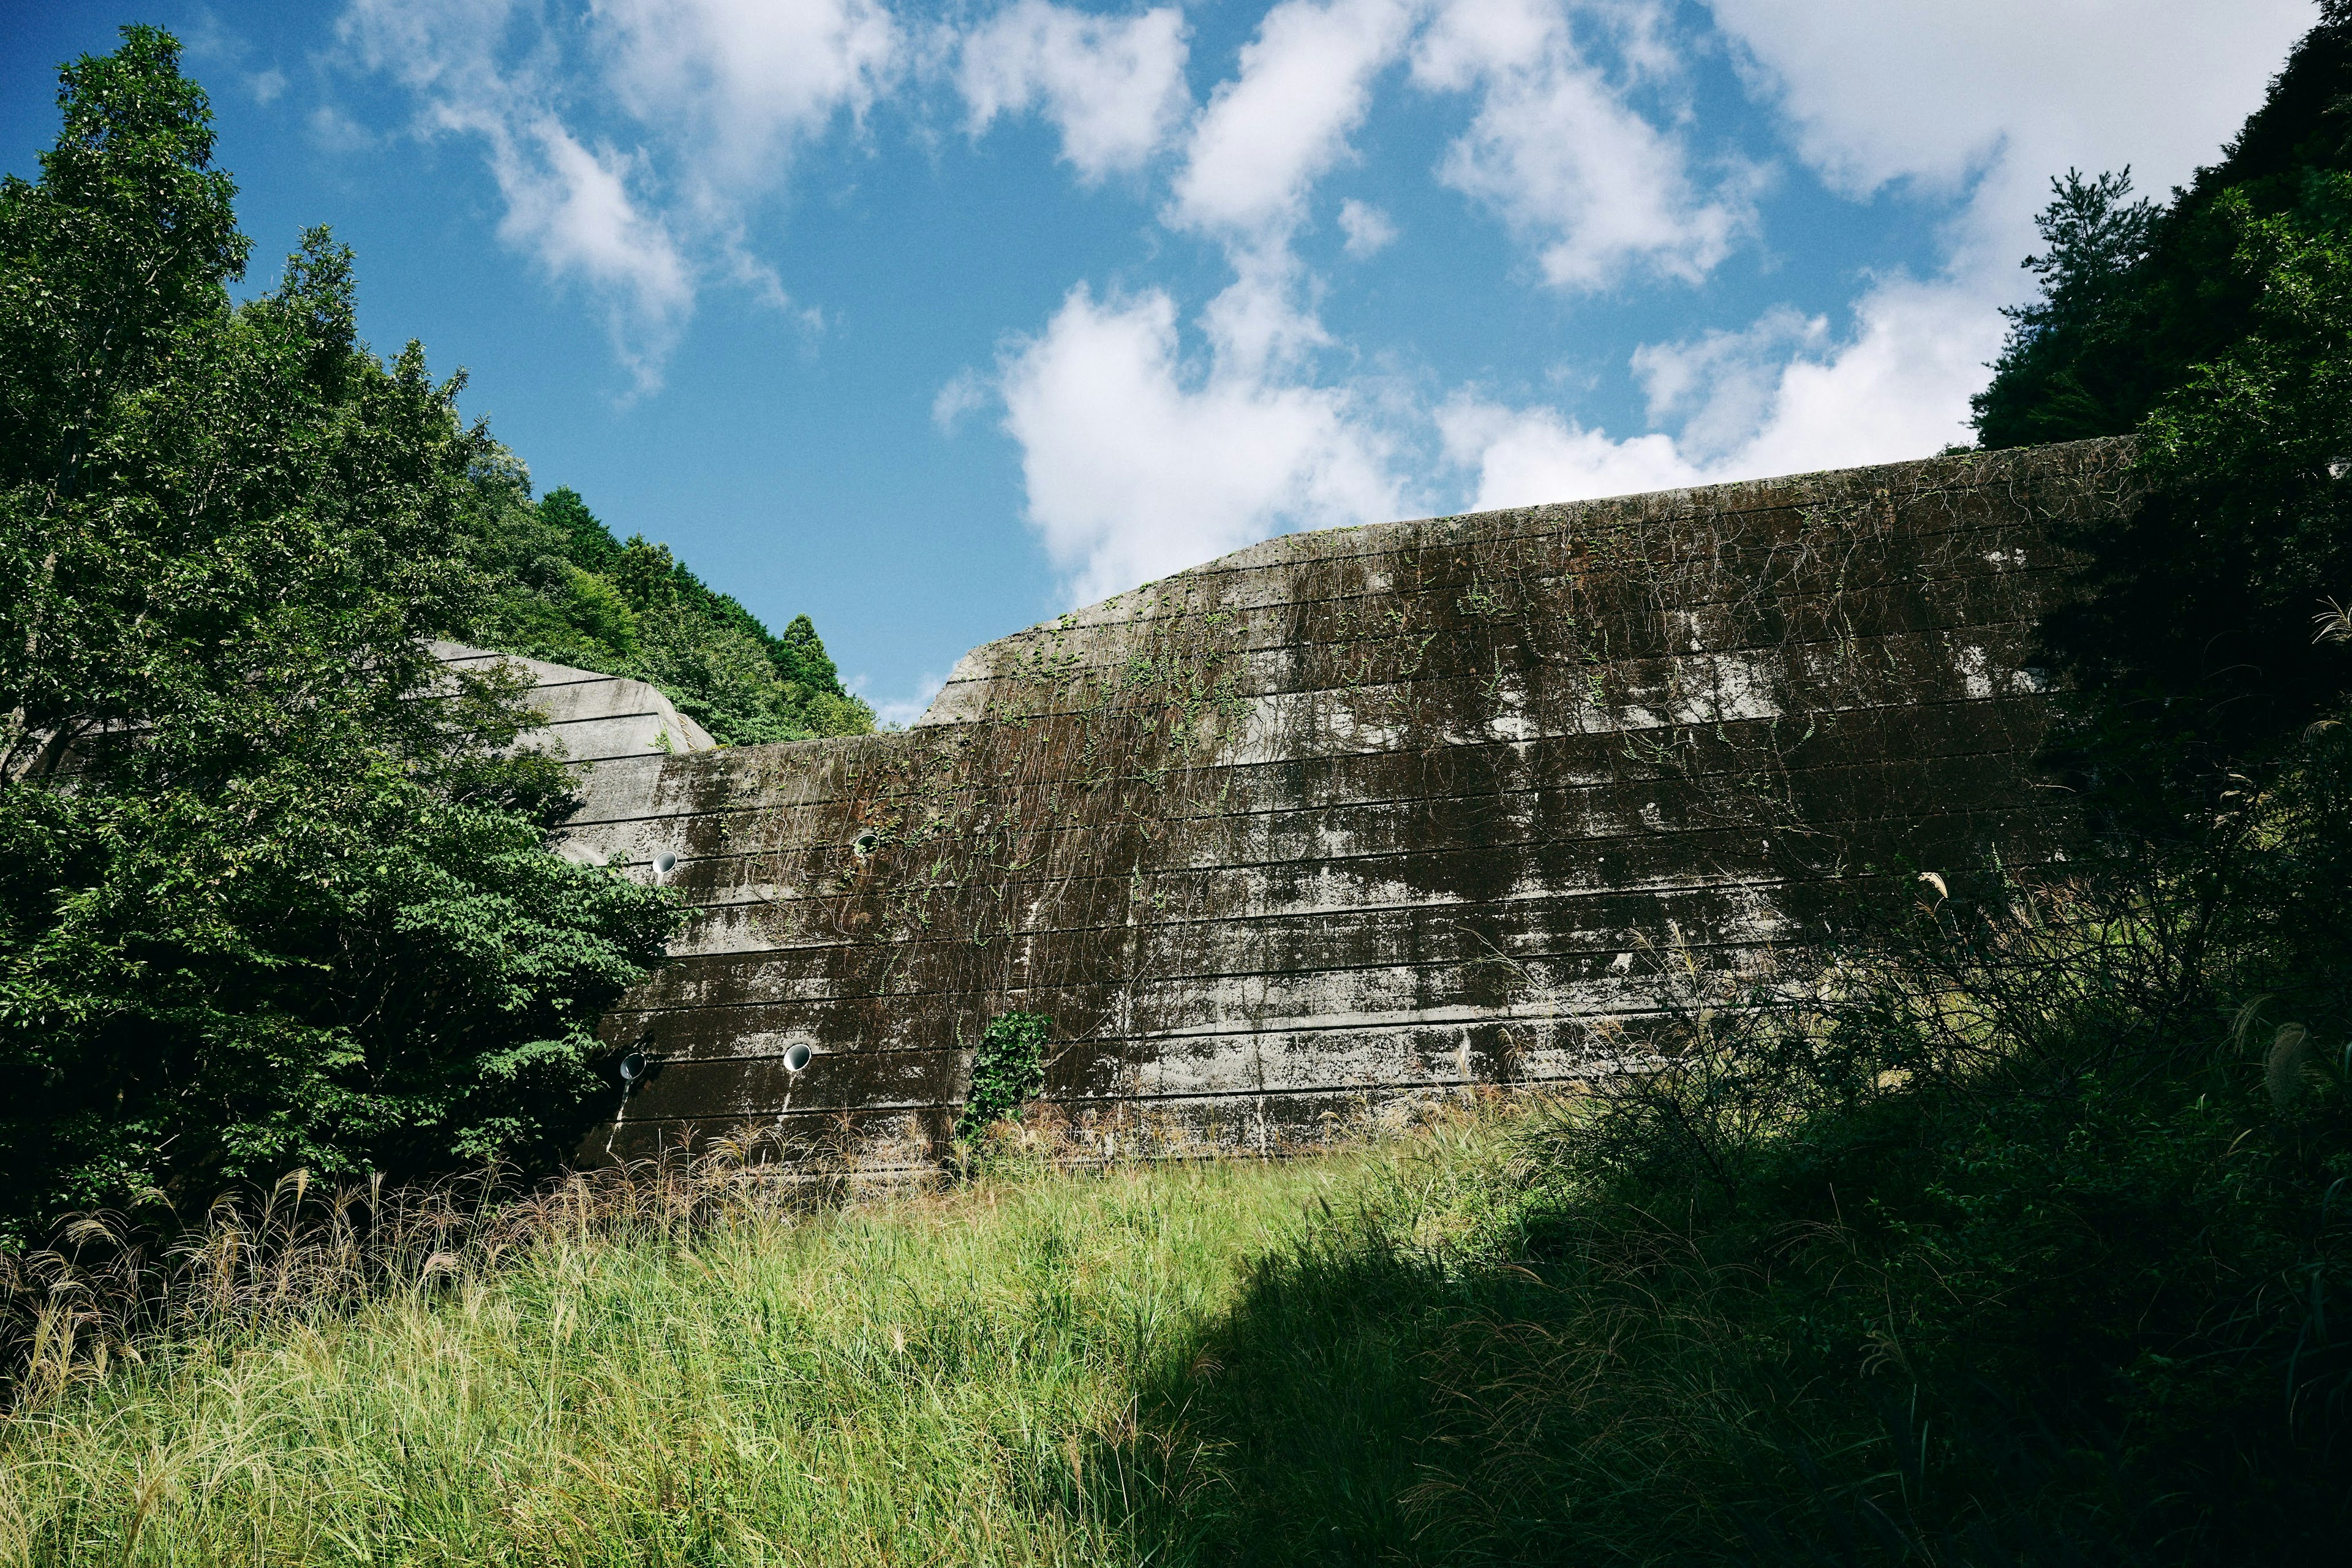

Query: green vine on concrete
[[957, 1010, 1051, 1137]]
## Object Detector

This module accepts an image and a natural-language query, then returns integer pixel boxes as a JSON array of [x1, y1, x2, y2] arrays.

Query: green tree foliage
[[0, 28, 677, 1243], [463, 478, 877, 745], [1973, 9, 2352, 451], [1975, 6, 2352, 807]]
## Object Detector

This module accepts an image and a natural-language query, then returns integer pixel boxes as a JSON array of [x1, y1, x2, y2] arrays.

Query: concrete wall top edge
[[912, 439, 2133, 727]]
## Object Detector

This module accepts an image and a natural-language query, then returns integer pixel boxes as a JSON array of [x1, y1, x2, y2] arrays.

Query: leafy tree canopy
[[1974, 4, 2352, 814], [0, 28, 677, 1243]]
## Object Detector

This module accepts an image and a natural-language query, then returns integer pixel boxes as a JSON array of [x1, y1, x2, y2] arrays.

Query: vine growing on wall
[[957, 1011, 1051, 1137]]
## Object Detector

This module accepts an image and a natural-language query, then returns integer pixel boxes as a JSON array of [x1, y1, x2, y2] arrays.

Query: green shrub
[[959, 1011, 1051, 1139]]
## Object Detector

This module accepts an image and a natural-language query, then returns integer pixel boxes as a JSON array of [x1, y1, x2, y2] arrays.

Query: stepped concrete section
[[562, 440, 2134, 1166], [429, 641, 717, 767]]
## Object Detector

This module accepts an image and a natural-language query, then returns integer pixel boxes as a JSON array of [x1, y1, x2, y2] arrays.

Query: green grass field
[[0, 1137, 1473, 1567]]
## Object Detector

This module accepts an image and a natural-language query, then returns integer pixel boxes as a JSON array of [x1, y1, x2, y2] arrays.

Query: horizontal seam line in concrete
[[616, 993, 1731, 1055], [617, 1004, 1708, 1055], [621, 928, 1779, 1014], [921, 616, 2048, 726], [649, 868, 1924, 964], [616, 741, 2041, 874], [564, 688, 2052, 830], [607, 1069, 1619, 1124], [654, 802, 2049, 919], [936, 568, 2068, 687], [939, 560, 2066, 670]]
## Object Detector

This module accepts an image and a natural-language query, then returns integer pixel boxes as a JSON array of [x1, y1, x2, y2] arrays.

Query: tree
[[1972, 6, 2352, 817], [1967, 168, 2160, 448], [1973, 6, 2352, 454], [0, 29, 676, 1242]]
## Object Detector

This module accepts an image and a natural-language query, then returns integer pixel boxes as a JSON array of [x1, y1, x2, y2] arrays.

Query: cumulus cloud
[[958, 1, 1191, 180], [1706, 0, 2309, 217], [1730, 277, 2003, 476], [1439, 393, 1698, 511], [1630, 303, 1825, 464], [593, 0, 899, 198], [336, 0, 899, 387], [1148, 0, 1427, 434], [999, 285, 1405, 600], [1169, 0, 1421, 243], [1413, 0, 1755, 290], [481, 115, 698, 383], [1440, 0, 2309, 510], [1446, 274, 2000, 511], [1338, 197, 1399, 257]]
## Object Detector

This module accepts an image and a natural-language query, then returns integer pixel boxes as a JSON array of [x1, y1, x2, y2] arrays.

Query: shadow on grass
[[1051, 1199, 2351, 1568]]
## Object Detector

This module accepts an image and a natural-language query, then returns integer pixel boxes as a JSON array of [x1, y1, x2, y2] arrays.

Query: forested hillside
[[464, 472, 875, 745]]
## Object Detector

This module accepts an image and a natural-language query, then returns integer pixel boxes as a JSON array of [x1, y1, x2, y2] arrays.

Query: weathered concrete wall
[[562, 440, 2134, 1165]]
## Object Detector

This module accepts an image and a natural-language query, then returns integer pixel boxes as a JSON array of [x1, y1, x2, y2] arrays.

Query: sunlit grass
[[0, 1149, 1400, 1567]]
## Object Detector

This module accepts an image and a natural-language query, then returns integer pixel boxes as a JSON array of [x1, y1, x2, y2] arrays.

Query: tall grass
[[0, 1139, 1399, 1566]]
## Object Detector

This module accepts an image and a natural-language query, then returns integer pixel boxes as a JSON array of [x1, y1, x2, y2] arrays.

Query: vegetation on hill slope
[[462, 472, 875, 745]]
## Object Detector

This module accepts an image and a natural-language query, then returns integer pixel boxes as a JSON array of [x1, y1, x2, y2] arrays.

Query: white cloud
[[1442, 1, 2311, 513], [593, 0, 900, 199], [1338, 197, 1399, 257], [336, 0, 898, 386], [1159, 0, 1425, 392], [1703, 0, 2311, 298], [932, 367, 989, 432], [337, 0, 693, 387], [1730, 277, 2001, 476], [1414, 0, 1755, 290], [478, 113, 697, 384], [1630, 303, 1823, 464], [999, 285, 1405, 600], [1445, 274, 1999, 511], [1439, 392, 1698, 511], [958, 2, 1192, 180], [1706, 0, 2309, 211], [1169, 0, 1422, 242]]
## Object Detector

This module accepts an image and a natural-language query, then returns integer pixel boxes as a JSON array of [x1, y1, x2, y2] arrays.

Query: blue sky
[[0, 1, 2315, 721]]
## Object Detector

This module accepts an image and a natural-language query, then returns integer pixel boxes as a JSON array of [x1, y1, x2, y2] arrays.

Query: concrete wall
[[429, 642, 717, 768], [560, 440, 2135, 1164]]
